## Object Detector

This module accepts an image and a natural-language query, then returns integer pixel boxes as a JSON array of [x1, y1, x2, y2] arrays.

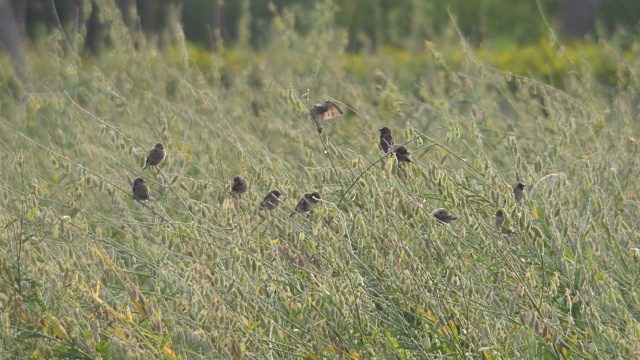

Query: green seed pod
[[56, 129, 66, 144], [179, 182, 189, 191], [531, 226, 543, 240], [529, 311, 537, 329], [405, 124, 414, 140], [562, 127, 570, 141], [534, 157, 542, 173]]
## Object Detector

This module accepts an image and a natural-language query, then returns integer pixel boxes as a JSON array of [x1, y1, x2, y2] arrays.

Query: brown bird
[[143, 143, 166, 170], [290, 192, 321, 217], [132, 178, 153, 201], [514, 183, 525, 205], [231, 176, 249, 196], [495, 209, 514, 234], [495, 209, 505, 230], [260, 190, 282, 210], [395, 146, 412, 165], [379, 127, 396, 153], [432, 208, 457, 223], [309, 101, 343, 133]]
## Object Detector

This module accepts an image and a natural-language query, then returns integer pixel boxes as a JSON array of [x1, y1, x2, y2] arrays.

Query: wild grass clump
[[0, 2, 639, 359]]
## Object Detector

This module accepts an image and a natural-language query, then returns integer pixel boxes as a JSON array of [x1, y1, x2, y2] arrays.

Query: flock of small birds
[[132, 100, 526, 231]]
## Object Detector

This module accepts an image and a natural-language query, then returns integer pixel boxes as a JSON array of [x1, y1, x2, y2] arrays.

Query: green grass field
[[1, 5, 640, 359]]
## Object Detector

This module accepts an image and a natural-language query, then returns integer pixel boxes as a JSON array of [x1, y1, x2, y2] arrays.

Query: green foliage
[[1, 2, 640, 359]]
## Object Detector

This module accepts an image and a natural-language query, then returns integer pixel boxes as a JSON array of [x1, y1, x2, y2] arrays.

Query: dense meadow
[[1, 5, 640, 360]]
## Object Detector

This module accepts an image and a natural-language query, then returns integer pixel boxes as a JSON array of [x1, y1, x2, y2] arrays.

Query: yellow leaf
[[93, 247, 107, 260], [531, 209, 538, 220], [133, 299, 145, 317], [49, 317, 69, 339], [349, 350, 360, 360], [127, 306, 133, 322], [163, 346, 178, 360], [95, 280, 101, 298], [417, 309, 438, 322], [481, 349, 492, 360], [324, 346, 338, 353]]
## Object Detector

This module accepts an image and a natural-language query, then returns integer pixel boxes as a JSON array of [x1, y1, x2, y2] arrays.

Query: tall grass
[[0, 2, 639, 359]]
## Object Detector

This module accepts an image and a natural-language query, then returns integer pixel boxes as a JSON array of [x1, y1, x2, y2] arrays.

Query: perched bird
[[132, 178, 153, 201], [514, 183, 525, 205], [495, 209, 505, 230], [260, 190, 282, 210], [379, 127, 395, 153], [395, 146, 412, 165], [432, 208, 457, 223], [143, 143, 166, 170], [495, 209, 514, 234], [309, 101, 343, 133], [290, 192, 321, 217], [231, 176, 249, 196]]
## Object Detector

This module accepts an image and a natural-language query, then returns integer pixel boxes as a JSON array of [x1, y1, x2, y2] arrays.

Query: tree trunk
[[0, 0, 27, 83], [210, 0, 224, 50], [559, 0, 599, 38]]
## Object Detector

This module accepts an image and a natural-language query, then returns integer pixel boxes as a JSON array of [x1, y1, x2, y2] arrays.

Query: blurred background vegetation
[[5, 0, 640, 49], [0, 0, 638, 50], [1, 0, 638, 90]]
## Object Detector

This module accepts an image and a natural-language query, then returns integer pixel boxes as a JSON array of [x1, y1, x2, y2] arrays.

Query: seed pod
[[519, 312, 526, 326], [529, 312, 537, 329], [492, 294, 503, 311], [534, 157, 542, 173]]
